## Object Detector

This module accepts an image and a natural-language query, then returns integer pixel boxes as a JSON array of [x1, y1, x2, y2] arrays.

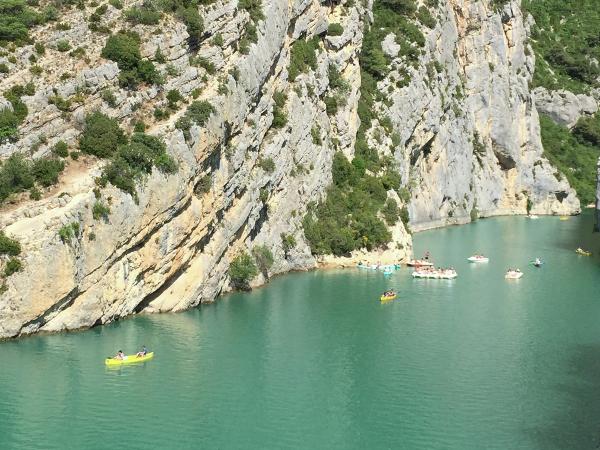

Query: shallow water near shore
[[1, 213, 599, 449]]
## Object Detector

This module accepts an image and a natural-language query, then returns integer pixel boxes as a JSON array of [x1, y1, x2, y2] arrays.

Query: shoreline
[[0, 211, 588, 341]]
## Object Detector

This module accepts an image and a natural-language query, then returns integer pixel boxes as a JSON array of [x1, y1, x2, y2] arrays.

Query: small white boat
[[527, 215, 539, 219], [407, 259, 434, 267], [467, 255, 489, 263], [505, 270, 523, 279], [412, 268, 457, 279]]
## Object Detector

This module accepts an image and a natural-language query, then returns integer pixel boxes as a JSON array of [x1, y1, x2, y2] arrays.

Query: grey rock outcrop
[[365, 0, 579, 231], [533, 87, 598, 128]]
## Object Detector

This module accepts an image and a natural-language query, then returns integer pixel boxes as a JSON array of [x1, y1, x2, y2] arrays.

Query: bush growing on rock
[[175, 100, 214, 139], [382, 198, 399, 225], [52, 141, 69, 157], [0, 108, 20, 143], [99, 132, 177, 199], [0, 154, 34, 201], [58, 222, 80, 244], [102, 31, 160, 88], [79, 112, 127, 158], [252, 245, 273, 277], [229, 251, 258, 289], [31, 158, 64, 187], [4, 257, 22, 276], [280, 233, 296, 258], [327, 23, 343, 36], [0, 231, 21, 256], [124, 5, 162, 25], [257, 157, 275, 173], [288, 37, 319, 82], [92, 200, 110, 220]]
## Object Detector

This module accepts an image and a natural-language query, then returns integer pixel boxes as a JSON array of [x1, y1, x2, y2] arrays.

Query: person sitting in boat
[[115, 350, 125, 360], [136, 345, 148, 358], [535, 258, 541, 265]]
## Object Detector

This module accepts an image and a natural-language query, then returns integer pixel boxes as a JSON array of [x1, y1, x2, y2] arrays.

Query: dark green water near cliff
[[1, 213, 599, 449]]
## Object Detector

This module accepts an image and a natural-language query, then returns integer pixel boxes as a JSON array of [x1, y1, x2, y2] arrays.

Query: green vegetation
[[229, 251, 258, 289], [280, 233, 296, 257], [4, 257, 22, 276], [1, 83, 34, 143], [257, 157, 275, 173], [288, 37, 320, 82], [79, 112, 176, 199], [252, 245, 273, 277], [302, 1, 421, 256], [52, 141, 69, 157], [175, 100, 214, 140], [124, 5, 162, 25], [0, 231, 21, 256], [523, 0, 600, 93], [92, 201, 110, 220], [58, 222, 80, 244], [539, 114, 600, 204], [0, 154, 65, 204], [327, 23, 343, 36], [98, 132, 177, 199], [271, 91, 287, 128], [303, 153, 393, 256], [159, 0, 204, 48], [166, 89, 183, 109], [56, 40, 71, 52], [79, 112, 127, 158], [102, 31, 160, 89], [0, 0, 43, 45]]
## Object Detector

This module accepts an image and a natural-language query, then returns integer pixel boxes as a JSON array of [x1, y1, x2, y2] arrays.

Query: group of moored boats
[[372, 242, 593, 302]]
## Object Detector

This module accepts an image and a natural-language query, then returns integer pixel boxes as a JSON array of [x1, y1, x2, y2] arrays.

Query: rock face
[[0, 0, 581, 338], [533, 87, 598, 129], [365, 0, 579, 232]]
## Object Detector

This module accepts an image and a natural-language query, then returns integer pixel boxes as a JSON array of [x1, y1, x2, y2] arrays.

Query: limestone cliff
[[369, 0, 579, 232], [0, 0, 580, 338]]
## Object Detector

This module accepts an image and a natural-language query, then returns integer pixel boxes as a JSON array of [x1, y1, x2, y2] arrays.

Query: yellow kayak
[[559, 216, 570, 221], [105, 352, 154, 366], [575, 248, 592, 256], [380, 294, 397, 302]]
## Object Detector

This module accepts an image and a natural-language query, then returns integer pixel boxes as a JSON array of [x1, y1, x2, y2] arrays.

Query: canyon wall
[[0, 0, 580, 338]]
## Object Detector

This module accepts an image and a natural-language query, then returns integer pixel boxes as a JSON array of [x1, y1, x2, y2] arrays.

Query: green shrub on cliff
[[327, 23, 343, 36], [0, 231, 21, 256], [102, 31, 160, 88], [252, 245, 273, 277], [99, 133, 177, 200], [124, 5, 162, 25], [229, 251, 258, 289], [288, 37, 320, 81], [4, 257, 22, 276], [79, 112, 127, 158]]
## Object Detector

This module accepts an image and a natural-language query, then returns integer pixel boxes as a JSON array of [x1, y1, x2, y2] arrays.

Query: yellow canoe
[[559, 216, 570, 221], [380, 294, 397, 302], [105, 352, 154, 366]]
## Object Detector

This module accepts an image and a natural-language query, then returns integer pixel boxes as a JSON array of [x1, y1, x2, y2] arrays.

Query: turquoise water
[[1, 213, 599, 449]]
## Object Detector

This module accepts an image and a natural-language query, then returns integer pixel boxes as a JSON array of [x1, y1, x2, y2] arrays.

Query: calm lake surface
[[1, 213, 599, 449]]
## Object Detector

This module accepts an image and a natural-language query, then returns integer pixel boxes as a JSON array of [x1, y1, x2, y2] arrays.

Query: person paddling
[[136, 345, 148, 358], [115, 350, 125, 360]]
